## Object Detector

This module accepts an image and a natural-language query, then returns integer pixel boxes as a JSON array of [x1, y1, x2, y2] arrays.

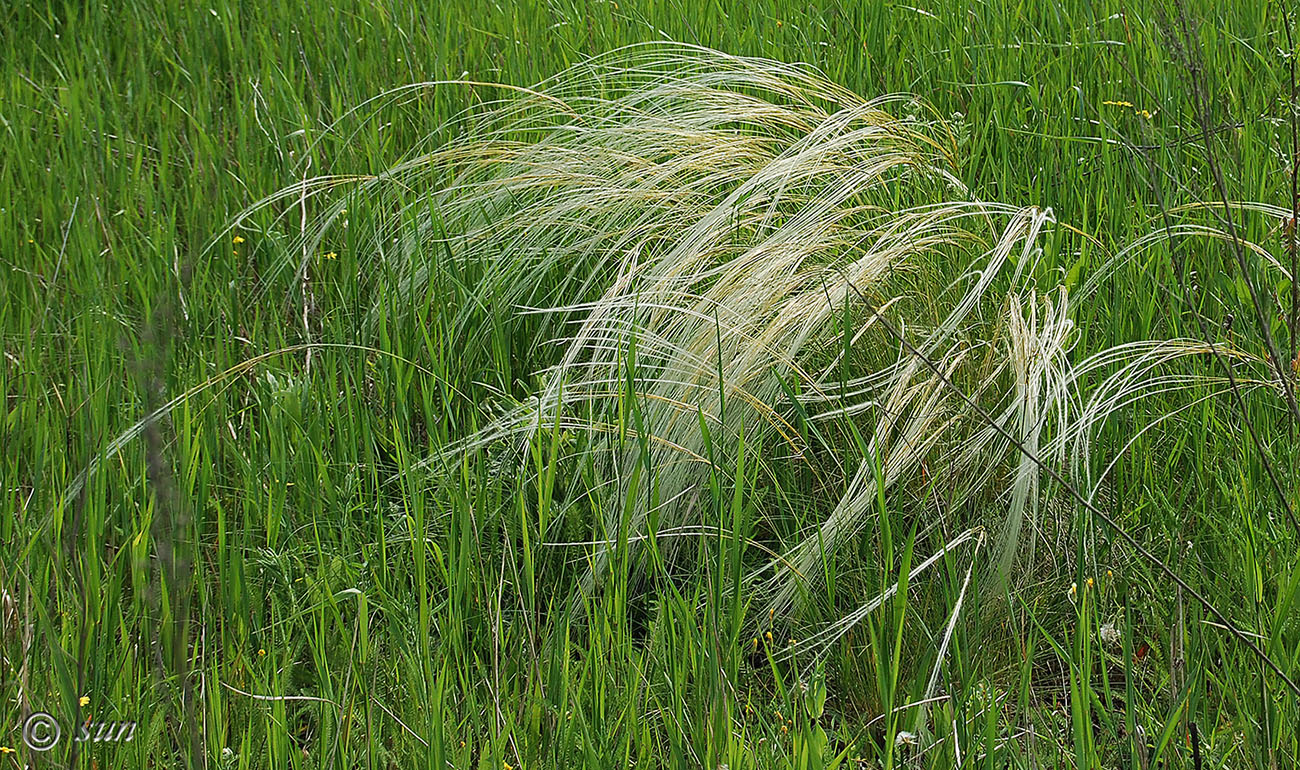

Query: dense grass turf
[[2, 0, 1299, 767]]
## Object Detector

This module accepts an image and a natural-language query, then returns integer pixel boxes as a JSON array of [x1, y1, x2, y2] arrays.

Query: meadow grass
[[2, 1, 1299, 768]]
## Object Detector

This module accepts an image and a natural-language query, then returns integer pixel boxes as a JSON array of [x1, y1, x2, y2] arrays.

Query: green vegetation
[[2, 1, 1298, 768]]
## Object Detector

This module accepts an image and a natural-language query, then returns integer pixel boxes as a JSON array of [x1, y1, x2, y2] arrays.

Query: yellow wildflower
[[80, 695, 90, 707], [1102, 100, 1134, 108], [232, 235, 246, 244], [257, 648, 266, 657], [0, 746, 15, 754]]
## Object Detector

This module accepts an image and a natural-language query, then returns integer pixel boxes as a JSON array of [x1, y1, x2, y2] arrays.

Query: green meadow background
[[2, 0, 1298, 767]]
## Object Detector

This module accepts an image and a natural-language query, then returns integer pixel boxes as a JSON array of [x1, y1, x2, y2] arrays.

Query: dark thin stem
[[1175, 8, 1300, 424], [1091, 91, 1299, 530], [1284, 5, 1299, 364], [1139, 150, 1300, 532]]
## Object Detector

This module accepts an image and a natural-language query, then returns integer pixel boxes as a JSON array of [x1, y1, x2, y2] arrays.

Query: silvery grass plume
[[241, 44, 1240, 624], [66, 44, 1271, 656]]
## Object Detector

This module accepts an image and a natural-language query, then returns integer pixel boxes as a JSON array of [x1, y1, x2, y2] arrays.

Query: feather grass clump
[[239, 45, 1251, 627]]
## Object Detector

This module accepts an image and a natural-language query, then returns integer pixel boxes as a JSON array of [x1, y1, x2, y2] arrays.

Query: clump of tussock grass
[[241, 45, 1249, 622], [155, 44, 1265, 646]]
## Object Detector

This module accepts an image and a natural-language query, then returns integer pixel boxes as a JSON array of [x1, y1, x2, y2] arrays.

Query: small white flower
[[895, 730, 918, 747], [1100, 621, 1121, 649]]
